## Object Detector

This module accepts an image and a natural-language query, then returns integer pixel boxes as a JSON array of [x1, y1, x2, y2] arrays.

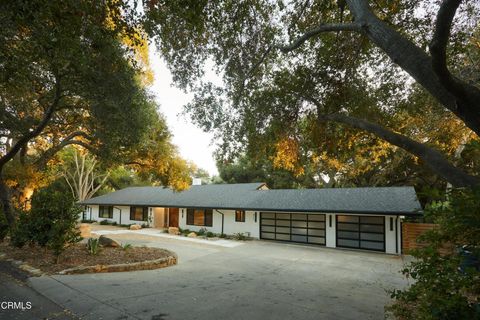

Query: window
[[186, 209, 212, 226], [99, 206, 113, 219], [235, 210, 245, 222], [130, 206, 148, 221]]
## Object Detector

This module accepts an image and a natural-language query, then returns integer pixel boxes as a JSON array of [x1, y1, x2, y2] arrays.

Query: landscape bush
[[10, 182, 82, 262], [86, 238, 101, 255], [0, 209, 9, 241], [197, 228, 207, 236], [99, 220, 110, 225], [233, 233, 247, 240], [206, 231, 215, 238], [387, 188, 480, 319]]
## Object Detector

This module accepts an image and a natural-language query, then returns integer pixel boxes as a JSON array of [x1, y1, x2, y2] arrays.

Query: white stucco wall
[[325, 213, 336, 248], [86, 205, 401, 254], [178, 208, 260, 238], [87, 205, 154, 226]]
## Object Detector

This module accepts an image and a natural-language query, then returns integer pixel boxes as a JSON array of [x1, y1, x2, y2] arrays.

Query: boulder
[[98, 235, 120, 248], [187, 232, 197, 238], [168, 227, 180, 235], [130, 224, 142, 230], [78, 223, 91, 238]]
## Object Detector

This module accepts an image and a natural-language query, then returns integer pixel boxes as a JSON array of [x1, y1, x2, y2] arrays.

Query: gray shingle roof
[[79, 183, 422, 215]]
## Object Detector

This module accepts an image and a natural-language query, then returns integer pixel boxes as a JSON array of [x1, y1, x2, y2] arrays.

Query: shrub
[[219, 233, 227, 239], [197, 227, 207, 236], [121, 243, 132, 251], [99, 220, 109, 225], [10, 211, 30, 247], [111, 221, 117, 226], [0, 210, 8, 241], [233, 233, 247, 240], [206, 231, 215, 238], [387, 188, 480, 319], [86, 238, 101, 255], [10, 183, 83, 262], [81, 219, 95, 223]]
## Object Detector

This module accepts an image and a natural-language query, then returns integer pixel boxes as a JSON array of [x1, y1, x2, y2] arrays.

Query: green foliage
[[388, 188, 480, 319], [86, 238, 101, 256], [233, 233, 247, 241], [206, 231, 215, 238], [197, 228, 207, 236], [99, 220, 110, 225], [0, 209, 8, 241], [144, 1, 480, 190], [219, 233, 227, 239], [121, 243, 132, 251], [81, 219, 96, 224], [10, 182, 82, 261]]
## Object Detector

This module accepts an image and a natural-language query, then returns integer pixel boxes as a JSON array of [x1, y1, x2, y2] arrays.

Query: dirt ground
[[0, 241, 172, 274]]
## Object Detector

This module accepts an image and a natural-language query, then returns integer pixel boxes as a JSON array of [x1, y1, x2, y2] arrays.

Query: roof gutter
[[79, 203, 422, 216]]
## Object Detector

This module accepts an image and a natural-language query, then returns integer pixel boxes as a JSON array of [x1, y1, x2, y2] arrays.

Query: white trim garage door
[[336, 215, 385, 252], [260, 212, 326, 245]]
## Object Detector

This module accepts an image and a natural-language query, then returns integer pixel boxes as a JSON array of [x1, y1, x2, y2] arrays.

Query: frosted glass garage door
[[260, 212, 326, 245], [336, 215, 385, 252]]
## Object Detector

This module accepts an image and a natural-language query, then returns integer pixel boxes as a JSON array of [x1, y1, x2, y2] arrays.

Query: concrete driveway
[[28, 228, 409, 320]]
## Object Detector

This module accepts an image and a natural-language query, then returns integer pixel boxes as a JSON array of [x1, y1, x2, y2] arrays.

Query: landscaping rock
[[130, 224, 142, 230], [98, 235, 120, 248], [187, 232, 197, 238], [168, 227, 180, 235], [79, 223, 91, 238]]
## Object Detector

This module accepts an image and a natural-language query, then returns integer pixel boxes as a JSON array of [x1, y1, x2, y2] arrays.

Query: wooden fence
[[402, 223, 437, 253]]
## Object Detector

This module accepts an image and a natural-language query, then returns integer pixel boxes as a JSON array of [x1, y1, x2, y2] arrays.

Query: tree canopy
[[143, 0, 480, 189], [0, 0, 192, 227]]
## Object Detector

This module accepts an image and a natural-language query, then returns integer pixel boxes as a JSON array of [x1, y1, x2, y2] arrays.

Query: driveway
[[28, 227, 409, 320]]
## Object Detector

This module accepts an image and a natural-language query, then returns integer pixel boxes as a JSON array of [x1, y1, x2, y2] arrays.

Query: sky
[[149, 47, 219, 176]]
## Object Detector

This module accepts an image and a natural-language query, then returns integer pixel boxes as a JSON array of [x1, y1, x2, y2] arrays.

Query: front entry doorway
[[169, 208, 179, 228]]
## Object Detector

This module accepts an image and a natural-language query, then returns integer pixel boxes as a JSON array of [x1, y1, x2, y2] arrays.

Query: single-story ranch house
[[79, 183, 421, 254]]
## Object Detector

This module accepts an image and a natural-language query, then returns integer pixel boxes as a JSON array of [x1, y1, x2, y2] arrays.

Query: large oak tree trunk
[[0, 176, 15, 228], [345, 0, 480, 136]]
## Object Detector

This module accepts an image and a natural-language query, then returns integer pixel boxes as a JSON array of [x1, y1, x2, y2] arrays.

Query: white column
[[325, 213, 336, 248]]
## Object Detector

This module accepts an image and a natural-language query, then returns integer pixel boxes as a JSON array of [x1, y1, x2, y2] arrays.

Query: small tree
[[63, 149, 109, 202], [11, 181, 82, 262]]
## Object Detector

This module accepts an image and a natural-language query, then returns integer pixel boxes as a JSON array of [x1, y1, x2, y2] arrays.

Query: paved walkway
[[92, 228, 244, 248]]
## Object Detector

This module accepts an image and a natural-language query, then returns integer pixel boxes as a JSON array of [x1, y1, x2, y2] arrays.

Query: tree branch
[[318, 112, 480, 187], [276, 23, 363, 53], [0, 76, 62, 170], [34, 131, 93, 170], [430, 0, 462, 94]]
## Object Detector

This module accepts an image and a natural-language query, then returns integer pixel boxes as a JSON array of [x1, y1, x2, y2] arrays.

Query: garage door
[[260, 212, 326, 245], [336, 215, 385, 252]]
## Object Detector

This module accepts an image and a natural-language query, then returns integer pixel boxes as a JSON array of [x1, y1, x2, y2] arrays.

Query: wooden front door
[[169, 208, 179, 227]]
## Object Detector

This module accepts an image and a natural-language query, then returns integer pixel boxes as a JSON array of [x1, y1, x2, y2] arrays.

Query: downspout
[[215, 209, 225, 235], [395, 216, 398, 254], [114, 206, 122, 225]]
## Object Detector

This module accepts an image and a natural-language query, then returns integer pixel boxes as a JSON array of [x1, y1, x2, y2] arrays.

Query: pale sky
[[149, 47, 219, 176]]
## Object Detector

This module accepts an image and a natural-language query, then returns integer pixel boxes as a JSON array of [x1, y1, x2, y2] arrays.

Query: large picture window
[[99, 206, 113, 219], [130, 206, 148, 221], [235, 210, 245, 222], [186, 209, 213, 226]]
